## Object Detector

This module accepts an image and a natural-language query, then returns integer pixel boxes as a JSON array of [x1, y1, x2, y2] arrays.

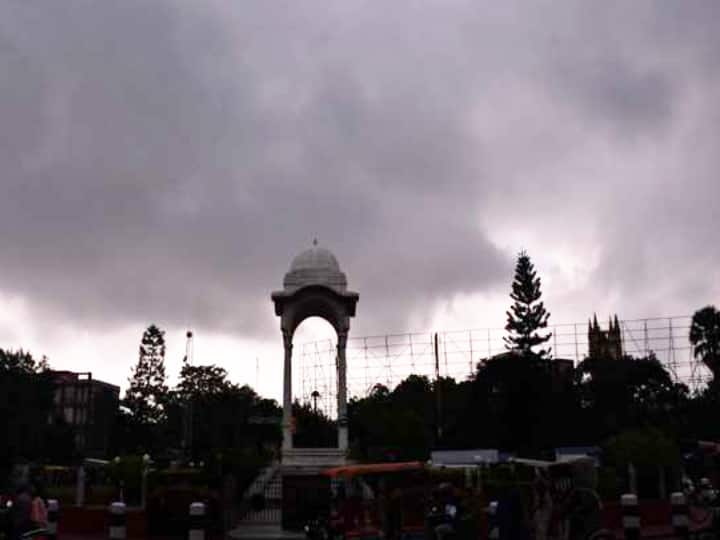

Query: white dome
[[281, 242, 348, 293], [289, 246, 341, 273]]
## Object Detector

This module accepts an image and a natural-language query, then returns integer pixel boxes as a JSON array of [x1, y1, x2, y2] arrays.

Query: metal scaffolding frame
[[294, 315, 710, 418]]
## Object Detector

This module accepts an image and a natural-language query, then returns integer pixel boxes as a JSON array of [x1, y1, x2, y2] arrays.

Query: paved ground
[[228, 524, 305, 540], [58, 536, 218, 540]]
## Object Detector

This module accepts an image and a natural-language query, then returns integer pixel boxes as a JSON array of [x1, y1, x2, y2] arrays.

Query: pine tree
[[504, 251, 552, 358], [125, 324, 168, 425]]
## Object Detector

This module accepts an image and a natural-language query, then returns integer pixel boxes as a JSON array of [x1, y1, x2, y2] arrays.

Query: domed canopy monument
[[272, 241, 358, 464]]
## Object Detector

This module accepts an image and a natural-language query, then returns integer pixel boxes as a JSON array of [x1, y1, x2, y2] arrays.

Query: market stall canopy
[[510, 456, 595, 468], [698, 441, 720, 455], [555, 447, 600, 465], [509, 458, 555, 468], [323, 461, 424, 478], [84, 458, 110, 466], [431, 449, 501, 467]]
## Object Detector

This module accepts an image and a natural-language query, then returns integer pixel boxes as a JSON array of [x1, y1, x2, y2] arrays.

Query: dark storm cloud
[[555, 55, 675, 135], [0, 1, 718, 342]]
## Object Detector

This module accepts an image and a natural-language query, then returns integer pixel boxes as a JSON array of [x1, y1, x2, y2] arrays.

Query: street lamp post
[[311, 390, 320, 413], [113, 456, 124, 502], [76, 462, 86, 507], [141, 454, 151, 509]]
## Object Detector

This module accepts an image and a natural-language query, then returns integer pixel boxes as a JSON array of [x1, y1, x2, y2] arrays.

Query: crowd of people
[[318, 469, 606, 540], [492, 471, 606, 540], [1, 483, 49, 540]]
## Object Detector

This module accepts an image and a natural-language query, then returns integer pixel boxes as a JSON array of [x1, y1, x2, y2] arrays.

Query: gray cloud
[[0, 0, 718, 347]]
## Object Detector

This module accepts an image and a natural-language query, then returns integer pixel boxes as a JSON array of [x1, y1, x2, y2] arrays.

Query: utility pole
[[434, 332, 442, 445], [182, 330, 194, 461]]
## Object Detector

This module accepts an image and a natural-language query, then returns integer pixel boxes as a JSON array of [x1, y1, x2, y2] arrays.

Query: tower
[[182, 330, 194, 457], [588, 314, 623, 360]]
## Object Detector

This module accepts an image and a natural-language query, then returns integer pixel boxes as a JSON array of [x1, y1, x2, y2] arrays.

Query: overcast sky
[[1, 1, 718, 399]]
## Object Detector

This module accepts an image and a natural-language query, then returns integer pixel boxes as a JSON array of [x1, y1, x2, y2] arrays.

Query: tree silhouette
[[348, 380, 433, 461], [576, 353, 688, 440], [124, 324, 168, 426], [177, 363, 232, 400], [469, 352, 559, 455], [504, 251, 552, 358], [292, 400, 337, 448], [0, 349, 57, 475], [690, 306, 720, 382]]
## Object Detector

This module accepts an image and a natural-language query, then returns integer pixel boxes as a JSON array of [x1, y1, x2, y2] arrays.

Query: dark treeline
[[347, 253, 719, 463], [2, 251, 719, 478], [112, 325, 283, 465], [348, 349, 702, 461]]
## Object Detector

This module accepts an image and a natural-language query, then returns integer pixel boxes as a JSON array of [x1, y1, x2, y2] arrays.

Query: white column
[[282, 329, 293, 452], [337, 331, 348, 452]]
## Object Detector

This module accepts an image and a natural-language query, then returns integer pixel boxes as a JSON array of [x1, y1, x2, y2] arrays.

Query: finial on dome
[[313, 238, 318, 246]]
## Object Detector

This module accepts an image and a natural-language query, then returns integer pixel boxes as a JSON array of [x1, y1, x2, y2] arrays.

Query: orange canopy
[[323, 461, 425, 478]]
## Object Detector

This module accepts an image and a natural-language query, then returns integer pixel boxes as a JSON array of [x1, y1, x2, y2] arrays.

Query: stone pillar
[[76, 465, 86, 507], [282, 329, 293, 452], [658, 465, 667, 500], [628, 463, 637, 494], [621, 493, 640, 540], [671, 491, 689, 540], [337, 331, 348, 452]]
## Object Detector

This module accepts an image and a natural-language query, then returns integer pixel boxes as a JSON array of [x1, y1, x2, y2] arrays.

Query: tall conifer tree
[[504, 251, 552, 358], [125, 324, 168, 424]]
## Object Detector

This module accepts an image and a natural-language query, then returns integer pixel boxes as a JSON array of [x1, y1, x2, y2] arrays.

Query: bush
[[603, 428, 679, 468], [597, 467, 621, 500]]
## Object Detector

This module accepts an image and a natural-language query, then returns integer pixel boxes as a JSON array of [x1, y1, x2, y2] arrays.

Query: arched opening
[[292, 317, 338, 448]]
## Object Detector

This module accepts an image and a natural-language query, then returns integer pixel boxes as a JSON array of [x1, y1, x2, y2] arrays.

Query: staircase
[[242, 463, 280, 502], [228, 452, 349, 540], [236, 462, 283, 525], [240, 465, 283, 525], [229, 464, 306, 540]]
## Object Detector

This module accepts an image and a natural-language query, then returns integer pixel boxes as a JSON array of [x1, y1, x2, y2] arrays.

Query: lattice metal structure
[[295, 315, 710, 418]]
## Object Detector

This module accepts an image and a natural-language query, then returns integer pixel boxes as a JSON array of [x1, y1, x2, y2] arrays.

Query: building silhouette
[[50, 371, 119, 457], [587, 314, 623, 360]]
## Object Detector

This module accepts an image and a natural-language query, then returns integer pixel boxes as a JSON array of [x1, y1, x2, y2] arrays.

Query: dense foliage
[[690, 306, 720, 382], [124, 324, 169, 426], [3, 279, 719, 490], [113, 350, 282, 461]]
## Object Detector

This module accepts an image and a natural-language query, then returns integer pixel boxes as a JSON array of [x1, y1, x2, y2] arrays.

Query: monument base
[[278, 448, 351, 531], [281, 447, 347, 468]]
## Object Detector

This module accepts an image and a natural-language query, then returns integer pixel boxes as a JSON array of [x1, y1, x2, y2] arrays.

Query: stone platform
[[282, 448, 347, 468]]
